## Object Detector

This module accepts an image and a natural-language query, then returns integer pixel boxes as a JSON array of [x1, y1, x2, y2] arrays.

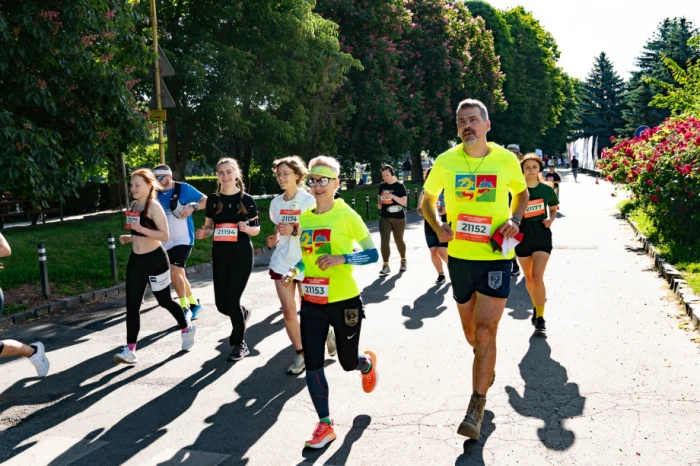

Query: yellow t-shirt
[[424, 142, 526, 260], [299, 199, 371, 304]]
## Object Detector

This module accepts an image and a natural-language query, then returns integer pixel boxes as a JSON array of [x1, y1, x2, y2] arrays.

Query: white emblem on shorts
[[487, 271, 502, 290]]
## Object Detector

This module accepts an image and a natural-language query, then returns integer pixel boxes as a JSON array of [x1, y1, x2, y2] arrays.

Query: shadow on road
[[505, 335, 585, 451], [71, 311, 286, 465], [454, 410, 495, 466], [0, 300, 161, 369], [361, 274, 401, 306], [506, 276, 531, 322], [401, 283, 451, 329], [296, 414, 371, 465], [0, 328, 179, 463]]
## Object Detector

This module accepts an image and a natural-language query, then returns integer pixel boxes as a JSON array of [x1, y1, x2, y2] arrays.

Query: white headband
[[153, 169, 172, 176]]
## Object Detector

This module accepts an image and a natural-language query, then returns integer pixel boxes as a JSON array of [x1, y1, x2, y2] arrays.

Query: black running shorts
[[447, 257, 512, 303], [166, 245, 193, 268], [515, 223, 553, 257]]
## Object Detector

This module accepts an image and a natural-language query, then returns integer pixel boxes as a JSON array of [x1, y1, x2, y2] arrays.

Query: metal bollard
[[352, 197, 356, 211], [365, 195, 370, 220], [108, 234, 118, 282], [38, 243, 49, 298]]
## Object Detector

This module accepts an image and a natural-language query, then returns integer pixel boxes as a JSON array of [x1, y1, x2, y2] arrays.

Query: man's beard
[[462, 133, 477, 146]]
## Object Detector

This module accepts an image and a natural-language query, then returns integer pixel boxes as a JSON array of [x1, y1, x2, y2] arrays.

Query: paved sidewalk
[[1, 170, 699, 465]]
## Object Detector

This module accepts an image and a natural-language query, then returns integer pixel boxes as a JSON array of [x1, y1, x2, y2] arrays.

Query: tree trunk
[[242, 141, 252, 192], [411, 150, 423, 181], [177, 123, 194, 181], [166, 113, 192, 181]]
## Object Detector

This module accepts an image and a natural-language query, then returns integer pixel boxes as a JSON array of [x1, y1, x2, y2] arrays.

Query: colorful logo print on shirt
[[301, 229, 332, 256], [455, 174, 498, 202]]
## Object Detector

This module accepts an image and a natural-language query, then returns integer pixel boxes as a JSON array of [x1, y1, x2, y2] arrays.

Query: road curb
[[623, 213, 700, 330]]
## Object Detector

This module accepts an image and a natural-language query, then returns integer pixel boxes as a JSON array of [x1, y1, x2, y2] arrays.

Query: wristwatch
[[292, 226, 298, 237], [510, 216, 521, 225]]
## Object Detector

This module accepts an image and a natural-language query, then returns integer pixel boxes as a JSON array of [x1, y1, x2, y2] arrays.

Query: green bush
[[599, 116, 700, 243]]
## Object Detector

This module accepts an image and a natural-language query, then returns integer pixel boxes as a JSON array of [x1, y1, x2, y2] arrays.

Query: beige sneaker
[[287, 354, 305, 374], [457, 392, 487, 439]]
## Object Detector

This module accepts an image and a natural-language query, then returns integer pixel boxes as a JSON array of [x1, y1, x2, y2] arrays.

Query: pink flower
[[646, 179, 652, 185], [650, 195, 660, 203], [105, 10, 116, 19]]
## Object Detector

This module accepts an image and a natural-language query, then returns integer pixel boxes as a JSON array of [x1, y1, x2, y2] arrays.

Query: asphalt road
[[1, 169, 699, 465]]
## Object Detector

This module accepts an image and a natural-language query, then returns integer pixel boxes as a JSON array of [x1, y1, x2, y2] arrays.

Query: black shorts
[[447, 257, 512, 303], [166, 245, 192, 268], [515, 223, 553, 257], [300, 295, 365, 372], [424, 215, 448, 248]]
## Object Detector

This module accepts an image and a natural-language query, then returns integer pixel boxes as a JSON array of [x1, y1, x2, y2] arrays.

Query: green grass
[[0, 182, 425, 302], [622, 202, 700, 296]]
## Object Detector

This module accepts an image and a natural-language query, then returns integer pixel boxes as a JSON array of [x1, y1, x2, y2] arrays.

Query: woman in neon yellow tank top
[[282, 156, 379, 450]]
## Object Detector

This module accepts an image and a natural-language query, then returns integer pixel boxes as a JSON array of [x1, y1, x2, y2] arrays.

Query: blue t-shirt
[[157, 182, 205, 248]]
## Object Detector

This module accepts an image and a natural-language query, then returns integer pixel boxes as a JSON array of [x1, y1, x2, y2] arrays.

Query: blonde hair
[[272, 156, 308, 187], [308, 156, 341, 176], [130, 168, 161, 217], [215, 157, 247, 215]]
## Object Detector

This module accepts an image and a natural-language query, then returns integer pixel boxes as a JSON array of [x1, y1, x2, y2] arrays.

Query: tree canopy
[[0, 0, 151, 203]]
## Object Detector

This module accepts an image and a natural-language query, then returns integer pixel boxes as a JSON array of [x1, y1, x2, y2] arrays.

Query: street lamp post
[[150, 0, 164, 164]]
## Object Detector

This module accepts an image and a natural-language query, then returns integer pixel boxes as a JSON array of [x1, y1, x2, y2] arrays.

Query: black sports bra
[[127, 203, 158, 237]]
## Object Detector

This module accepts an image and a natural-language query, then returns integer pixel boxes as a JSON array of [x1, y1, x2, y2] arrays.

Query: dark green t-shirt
[[523, 183, 559, 223]]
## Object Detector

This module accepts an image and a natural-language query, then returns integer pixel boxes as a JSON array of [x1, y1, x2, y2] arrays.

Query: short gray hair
[[456, 99, 489, 122], [308, 155, 341, 176]]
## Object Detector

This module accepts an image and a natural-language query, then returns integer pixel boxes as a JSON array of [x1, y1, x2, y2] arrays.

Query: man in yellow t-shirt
[[422, 98, 528, 441]]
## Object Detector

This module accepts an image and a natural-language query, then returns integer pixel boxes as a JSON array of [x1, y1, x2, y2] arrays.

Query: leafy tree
[[0, 1, 152, 204], [465, 4, 565, 153], [647, 35, 700, 117], [141, 0, 358, 181], [539, 74, 581, 156], [315, 0, 412, 178], [399, 0, 505, 180], [621, 18, 699, 135], [576, 52, 626, 153]]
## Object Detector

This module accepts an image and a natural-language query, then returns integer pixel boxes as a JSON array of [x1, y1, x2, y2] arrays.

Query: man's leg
[[471, 293, 506, 395], [170, 265, 187, 300]]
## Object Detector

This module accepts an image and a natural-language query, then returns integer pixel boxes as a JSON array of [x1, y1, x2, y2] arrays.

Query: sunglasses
[[156, 176, 167, 182], [306, 177, 333, 187]]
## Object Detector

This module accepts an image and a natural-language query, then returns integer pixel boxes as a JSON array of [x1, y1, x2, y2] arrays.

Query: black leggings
[[212, 242, 253, 346], [126, 247, 188, 344], [301, 296, 365, 372], [379, 216, 407, 262]]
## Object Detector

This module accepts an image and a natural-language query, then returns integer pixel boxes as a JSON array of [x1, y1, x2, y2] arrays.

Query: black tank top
[[128, 203, 158, 237]]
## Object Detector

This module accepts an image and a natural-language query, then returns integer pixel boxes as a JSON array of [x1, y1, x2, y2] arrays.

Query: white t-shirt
[[269, 190, 316, 277]]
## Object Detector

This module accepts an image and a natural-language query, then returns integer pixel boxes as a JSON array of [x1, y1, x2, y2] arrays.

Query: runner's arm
[[240, 216, 260, 237], [194, 195, 207, 210], [0, 233, 10, 257], [422, 191, 442, 233], [343, 236, 378, 265], [417, 190, 425, 216], [510, 188, 528, 223], [196, 217, 215, 239]]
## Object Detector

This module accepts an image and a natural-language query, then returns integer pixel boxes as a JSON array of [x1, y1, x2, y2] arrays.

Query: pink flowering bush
[[599, 117, 700, 241]]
